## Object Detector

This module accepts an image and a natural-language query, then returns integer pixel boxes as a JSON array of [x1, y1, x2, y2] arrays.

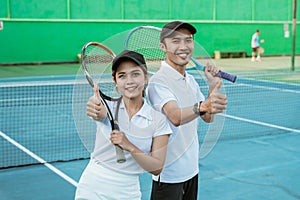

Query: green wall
[[0, 0, 299, 64]]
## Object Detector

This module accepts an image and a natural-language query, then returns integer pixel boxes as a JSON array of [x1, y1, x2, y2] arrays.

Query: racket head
[[125, 26, 163, 74], [125, 25, 226, 159], [81, 42, 121, 101], [81, 42, 115, 87]]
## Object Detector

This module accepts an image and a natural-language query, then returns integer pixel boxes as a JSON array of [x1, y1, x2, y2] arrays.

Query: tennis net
[[0, 77, 89, 169], [1, 70, 300, 168]]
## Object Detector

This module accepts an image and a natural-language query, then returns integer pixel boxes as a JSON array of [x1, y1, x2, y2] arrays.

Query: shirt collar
[[160, 61, 195, 82], [119, 98, 152, 121], [161, 61, 186, 81]]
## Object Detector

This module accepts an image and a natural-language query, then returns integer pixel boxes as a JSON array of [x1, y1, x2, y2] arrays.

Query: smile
[[176, 52, 190, 58], [125, 85, 138, 91]]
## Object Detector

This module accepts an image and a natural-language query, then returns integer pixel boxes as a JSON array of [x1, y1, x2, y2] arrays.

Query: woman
[[75, 50, 171, 200]]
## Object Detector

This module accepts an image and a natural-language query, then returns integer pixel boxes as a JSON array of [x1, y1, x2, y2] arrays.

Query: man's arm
[[162, 80, 227, 126]]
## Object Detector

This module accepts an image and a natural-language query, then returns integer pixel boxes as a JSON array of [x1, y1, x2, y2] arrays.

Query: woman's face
[[114, 60, 147, 100]]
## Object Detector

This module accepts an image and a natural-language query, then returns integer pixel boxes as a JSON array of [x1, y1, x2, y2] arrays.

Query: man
[[147, 21, 227, 200], [251, 29, 264, 62]]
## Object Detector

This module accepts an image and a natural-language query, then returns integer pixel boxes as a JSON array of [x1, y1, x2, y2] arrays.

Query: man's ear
[[160, 43, 166, 52]]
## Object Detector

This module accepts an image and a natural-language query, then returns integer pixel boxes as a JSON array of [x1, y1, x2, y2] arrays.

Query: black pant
[[151, 174, 198, 200]]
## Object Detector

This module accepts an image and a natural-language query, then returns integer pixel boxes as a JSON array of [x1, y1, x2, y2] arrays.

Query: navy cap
[[112, 50, 147, 71], [160, 21, 197, 42]]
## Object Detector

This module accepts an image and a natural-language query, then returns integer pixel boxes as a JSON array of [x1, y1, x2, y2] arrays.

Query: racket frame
[[81, 41, 126, 163]]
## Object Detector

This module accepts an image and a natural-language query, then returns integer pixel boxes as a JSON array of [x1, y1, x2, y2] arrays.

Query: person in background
[[147, 21, 227, 200], [76, 50, 171, 200], [251, 29, 264, 62]]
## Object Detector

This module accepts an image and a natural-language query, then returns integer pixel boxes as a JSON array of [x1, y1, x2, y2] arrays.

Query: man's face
[[160, 28, 194, 68]]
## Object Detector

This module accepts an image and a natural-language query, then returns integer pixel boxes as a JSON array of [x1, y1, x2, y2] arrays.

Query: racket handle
[[115, 145, 126, 163], [190, 57, 237, 83], [217, 71, 237, 83], [113, 122, 126, 163]]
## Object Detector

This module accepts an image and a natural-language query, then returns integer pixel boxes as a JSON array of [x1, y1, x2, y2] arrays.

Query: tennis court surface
[[1, 57, 300, 200]]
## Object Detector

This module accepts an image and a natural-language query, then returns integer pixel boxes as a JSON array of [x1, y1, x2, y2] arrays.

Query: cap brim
[[175, 23, 196, 34]]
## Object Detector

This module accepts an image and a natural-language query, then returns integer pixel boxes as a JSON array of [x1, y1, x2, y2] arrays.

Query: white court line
[[0, 131, 78, 187], [234, 83, 300, 94], [0, 80, 79, 87], [219, 113, 300, 133]]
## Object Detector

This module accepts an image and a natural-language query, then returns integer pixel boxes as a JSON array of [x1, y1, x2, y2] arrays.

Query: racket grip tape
[[217, 71, 237, 83], [113, 122, 126, 163]]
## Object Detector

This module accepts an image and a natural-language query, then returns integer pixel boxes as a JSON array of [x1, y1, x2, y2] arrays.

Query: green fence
[[0, 0, 299, 64]]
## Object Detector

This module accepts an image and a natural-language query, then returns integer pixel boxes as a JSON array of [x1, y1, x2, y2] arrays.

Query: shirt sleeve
[[147, 82, 176, 112], [152, 110, 172, 138]]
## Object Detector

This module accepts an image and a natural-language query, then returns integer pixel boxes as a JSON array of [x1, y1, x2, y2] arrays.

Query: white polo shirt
[[146, 61, 205, 183], [91, 98, 171, 175]]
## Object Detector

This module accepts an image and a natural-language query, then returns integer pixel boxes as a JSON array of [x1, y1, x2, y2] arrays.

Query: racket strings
[[84, 54, 112, 64], [126, 28, 165, 72], [84, 46, 114, 76], [126, 28, 160, 50]]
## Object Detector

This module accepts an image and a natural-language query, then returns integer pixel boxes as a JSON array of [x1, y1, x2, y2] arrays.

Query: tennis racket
[[124, 26, 237, 83], [124, 25, 227, 159], [81, 41, 126, 163]]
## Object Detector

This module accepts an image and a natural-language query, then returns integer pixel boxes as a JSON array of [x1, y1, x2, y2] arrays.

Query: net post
[[291, 0, 297, 71]]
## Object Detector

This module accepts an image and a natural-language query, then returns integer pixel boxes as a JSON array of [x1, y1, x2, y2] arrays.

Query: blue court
[[1, 72, 300, 200]]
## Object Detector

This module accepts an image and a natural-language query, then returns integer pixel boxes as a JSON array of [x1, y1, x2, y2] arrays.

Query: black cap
[[112, 50, 147, 71], [160, 21, 197, 42]]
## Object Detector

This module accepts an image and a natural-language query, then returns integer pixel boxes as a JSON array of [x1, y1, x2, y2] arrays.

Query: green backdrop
[[0, 0, 299, 64]]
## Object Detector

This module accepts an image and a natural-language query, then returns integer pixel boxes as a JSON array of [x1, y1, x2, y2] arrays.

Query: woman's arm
[[110, 131, 169, 176]]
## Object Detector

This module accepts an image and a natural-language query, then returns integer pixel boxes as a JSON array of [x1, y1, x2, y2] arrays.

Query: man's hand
[[200, 81, 227, 114]]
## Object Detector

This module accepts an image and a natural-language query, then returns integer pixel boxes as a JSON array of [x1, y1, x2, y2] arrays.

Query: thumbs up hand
[[86, 85, 107, 121], [201, 81, 227, 115]]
